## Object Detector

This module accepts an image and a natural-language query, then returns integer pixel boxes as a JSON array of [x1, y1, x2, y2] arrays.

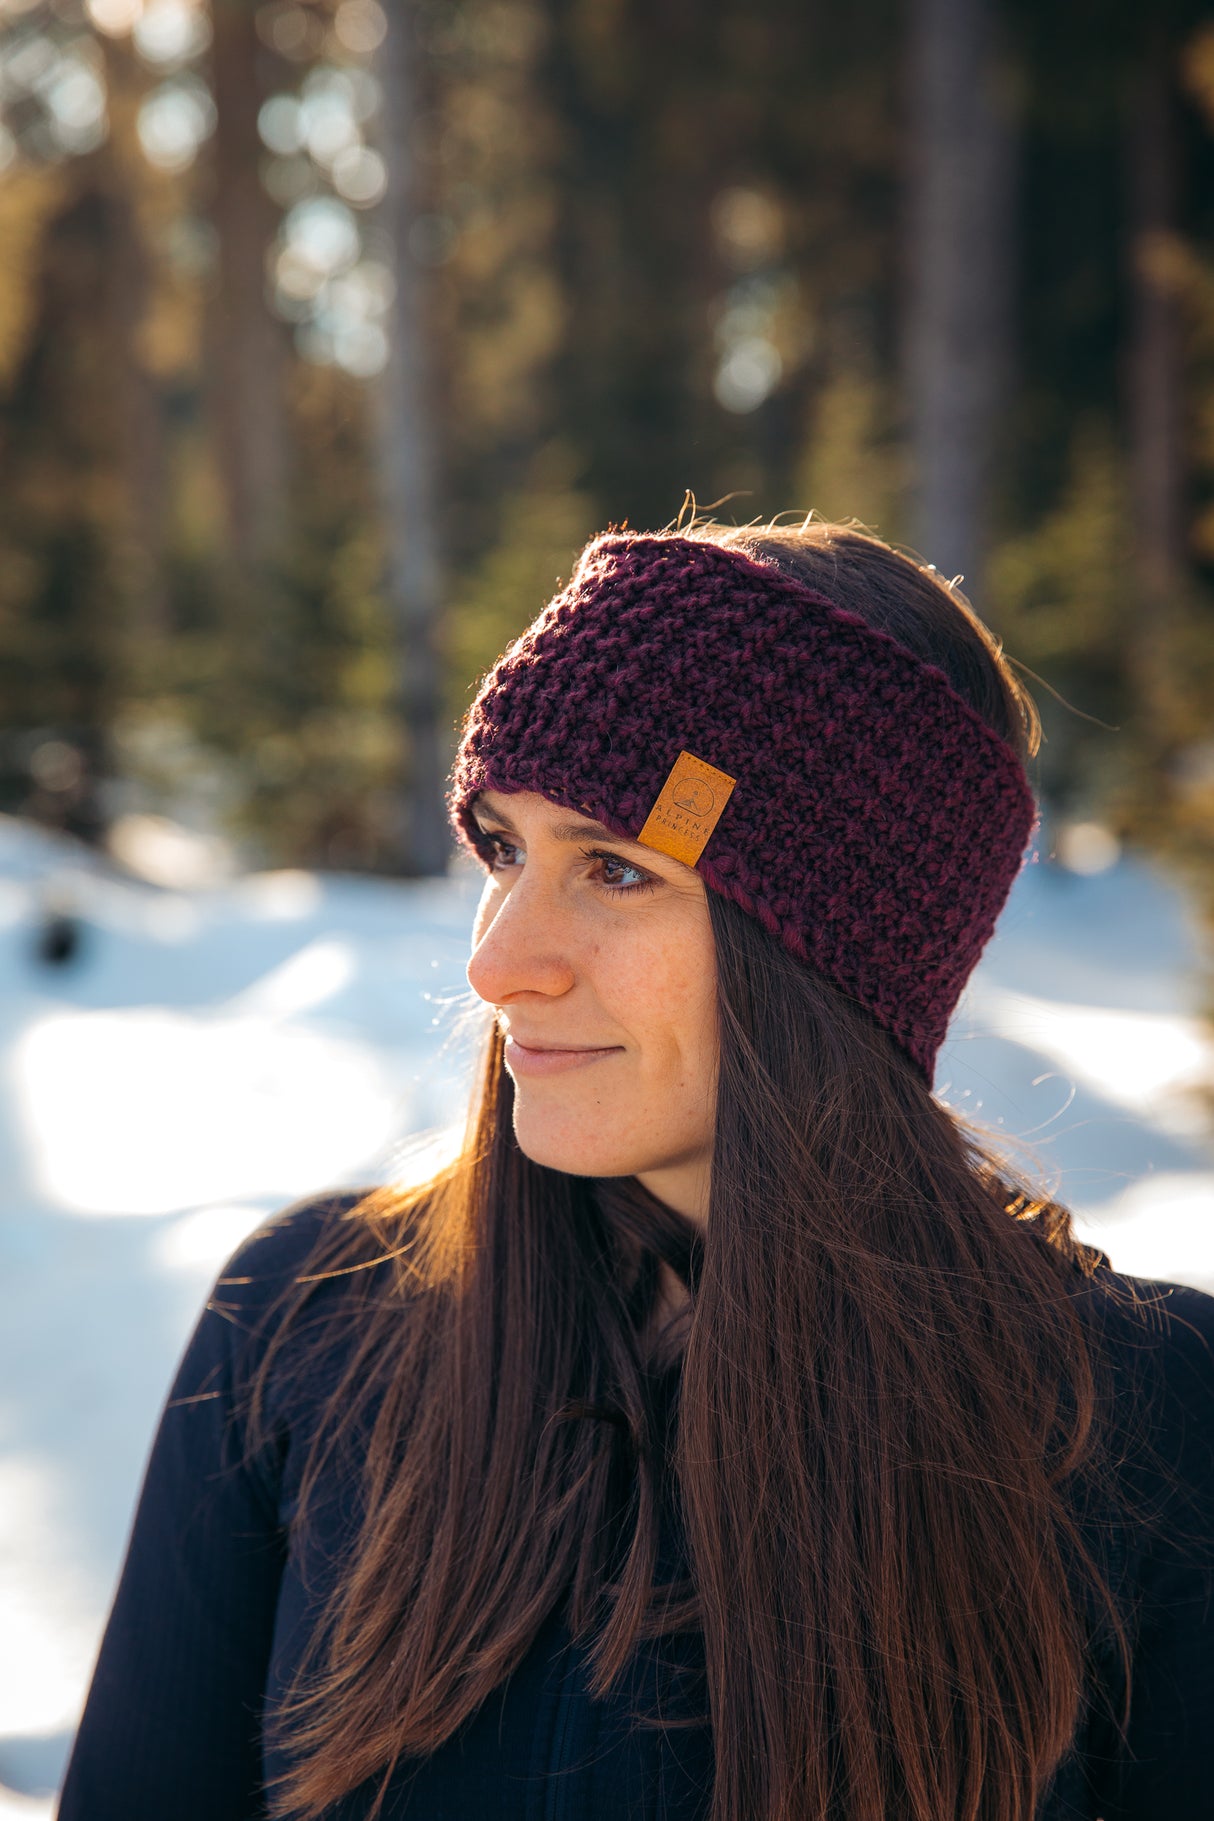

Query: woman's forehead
[[471, 789, 621, 844]]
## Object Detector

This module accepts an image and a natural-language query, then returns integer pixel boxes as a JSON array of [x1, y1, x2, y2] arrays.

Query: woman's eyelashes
[[578, 845, 659, 896], [475, 829, 658, 897]]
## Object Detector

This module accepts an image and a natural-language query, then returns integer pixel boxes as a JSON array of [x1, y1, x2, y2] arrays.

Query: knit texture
[[447, 534, 1039, 1084]]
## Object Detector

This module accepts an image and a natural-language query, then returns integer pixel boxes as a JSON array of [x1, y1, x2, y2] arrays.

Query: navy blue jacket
[[58, 1194, 1214, 1820]]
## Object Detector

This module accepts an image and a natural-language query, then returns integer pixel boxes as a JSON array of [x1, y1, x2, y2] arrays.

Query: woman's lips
[[504, 1038, 622, 1077]]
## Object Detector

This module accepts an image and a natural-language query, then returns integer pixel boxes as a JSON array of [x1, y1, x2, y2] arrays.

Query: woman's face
[[465, 789, 718, 1223]]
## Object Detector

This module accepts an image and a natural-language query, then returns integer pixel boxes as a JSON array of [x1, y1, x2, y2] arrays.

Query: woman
[[58, 522, 1214, 1821]]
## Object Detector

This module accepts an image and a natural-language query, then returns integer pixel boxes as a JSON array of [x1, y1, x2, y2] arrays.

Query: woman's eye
[[476, 832, 655, 897], [582, 848, 657, 895], [480, 832, 522, 869]]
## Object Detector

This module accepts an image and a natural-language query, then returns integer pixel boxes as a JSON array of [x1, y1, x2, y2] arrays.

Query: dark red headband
[[447, 534, 1038, 1084]]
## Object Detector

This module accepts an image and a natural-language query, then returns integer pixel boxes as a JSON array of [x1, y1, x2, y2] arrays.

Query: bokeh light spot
[[334, 0, 387, 56], [136, 73, 215, 171], [45, 56, 108, 154], [258, 92, 303, 156], [132, 0, 211, 68], [256, 0, 323, 61], [331, 143, 385, 206], [85, 0, 144, 36], [711, 186, 784, 270], [281, 194, 361, 277], [714, 337, 782, 413], [1055, 823, 1122, 876]]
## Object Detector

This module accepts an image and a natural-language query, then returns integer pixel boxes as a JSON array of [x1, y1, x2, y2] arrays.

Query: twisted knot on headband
[[447, 533, 1039, 1084]]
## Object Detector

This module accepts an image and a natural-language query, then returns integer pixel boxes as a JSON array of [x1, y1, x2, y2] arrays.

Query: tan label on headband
[[636, 750, 737, 867]]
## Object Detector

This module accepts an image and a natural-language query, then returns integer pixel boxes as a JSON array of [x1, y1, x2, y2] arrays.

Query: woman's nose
[[465, 875, 577, 1005]]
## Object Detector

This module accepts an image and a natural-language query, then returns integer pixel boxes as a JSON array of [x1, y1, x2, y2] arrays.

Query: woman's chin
[[511, 1112, 639, 1180]]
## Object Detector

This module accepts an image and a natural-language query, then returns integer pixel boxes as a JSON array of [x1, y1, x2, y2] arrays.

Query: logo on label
[[672, 776, 716, 816]]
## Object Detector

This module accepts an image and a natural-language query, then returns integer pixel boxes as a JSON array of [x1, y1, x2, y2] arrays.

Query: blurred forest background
[[1, 0, 1213, 940]]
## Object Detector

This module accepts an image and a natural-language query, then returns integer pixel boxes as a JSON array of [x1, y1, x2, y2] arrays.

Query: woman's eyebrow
[[471, 800, 655, 856]]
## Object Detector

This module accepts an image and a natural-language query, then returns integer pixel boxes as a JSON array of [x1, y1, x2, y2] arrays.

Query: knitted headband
[[447, 533, 1039, 1084]]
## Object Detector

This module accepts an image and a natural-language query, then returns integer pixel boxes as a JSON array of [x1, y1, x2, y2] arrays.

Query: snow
[[0, 815, 1211, 1812]]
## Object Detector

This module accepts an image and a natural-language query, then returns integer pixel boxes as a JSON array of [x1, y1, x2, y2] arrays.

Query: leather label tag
[[636, 750, 736, 867]]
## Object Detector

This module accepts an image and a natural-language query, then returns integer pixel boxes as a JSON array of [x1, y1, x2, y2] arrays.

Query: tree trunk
[[1125, 32, 1184, 746], [207, 0, 287, 581], [375, 1, 449, 877], [98, 32, 169, 648], [903, 0, 1016, 604]]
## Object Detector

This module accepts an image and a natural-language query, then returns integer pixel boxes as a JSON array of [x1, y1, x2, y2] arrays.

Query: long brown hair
[[245, 520, 1137, 1821]]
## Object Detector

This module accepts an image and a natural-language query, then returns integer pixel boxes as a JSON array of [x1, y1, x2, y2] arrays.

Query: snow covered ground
[[0, 815, 1211, 1815]]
